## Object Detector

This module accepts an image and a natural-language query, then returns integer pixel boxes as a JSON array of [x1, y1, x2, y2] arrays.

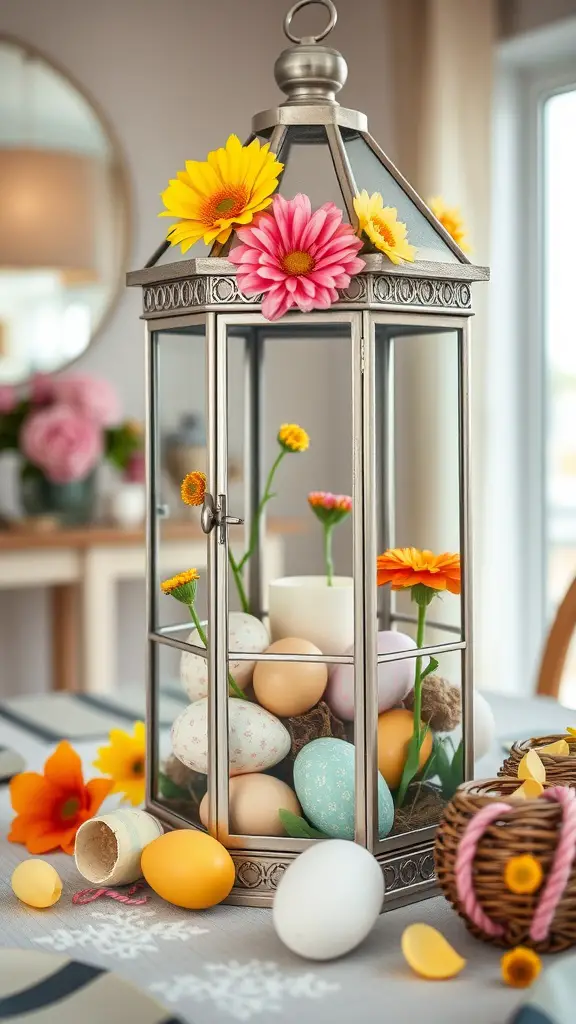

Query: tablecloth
[[0, 689, 573, 1024]]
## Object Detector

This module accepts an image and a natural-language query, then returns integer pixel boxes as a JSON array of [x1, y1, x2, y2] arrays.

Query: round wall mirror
[[0, 36, 130, 383]]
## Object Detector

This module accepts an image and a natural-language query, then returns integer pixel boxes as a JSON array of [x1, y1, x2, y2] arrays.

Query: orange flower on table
[[377, 547, 461, 595], [181, 471, 206, 508], [8, 741, 112, 855]]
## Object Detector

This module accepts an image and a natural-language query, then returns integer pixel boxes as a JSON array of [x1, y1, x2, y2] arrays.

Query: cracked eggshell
[[180, 612, 269, 701], [325, 631, 421, 721], [171, 697, 291, 775]]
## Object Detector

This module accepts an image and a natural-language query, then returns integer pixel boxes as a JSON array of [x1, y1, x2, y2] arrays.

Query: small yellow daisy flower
[[93, 722, 146, 807], [501, 947, 542, 989], [504, 855, 543, 895], [277, 423, 309, 453], [181, 471, 206, 507], [353, 191, 416, 265], [161, 568, 200, 604], [428, 196, 470, 252]]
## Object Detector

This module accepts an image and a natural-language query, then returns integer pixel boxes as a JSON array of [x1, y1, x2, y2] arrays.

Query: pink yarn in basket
[[454, 786, 576, 942]]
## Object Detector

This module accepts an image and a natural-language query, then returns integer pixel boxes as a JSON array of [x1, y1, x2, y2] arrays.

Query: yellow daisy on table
[[353, 191, 416, 265], [501, 947, 542, 989], [93, 722, 146, 807], [428, 196, 470, 252], [160, 134, 283, 252]]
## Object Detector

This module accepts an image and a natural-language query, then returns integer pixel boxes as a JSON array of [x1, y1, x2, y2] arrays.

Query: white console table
[[0, 520, 290, 693]]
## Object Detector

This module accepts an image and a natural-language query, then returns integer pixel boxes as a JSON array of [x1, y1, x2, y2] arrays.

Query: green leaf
[[396, 732, 424, 806], [278, 809, 327, 839], [158, 771, 190, 801], [432, 737, 460, 800], [451, 739, 464, 788], [420, 656, 439, 683]]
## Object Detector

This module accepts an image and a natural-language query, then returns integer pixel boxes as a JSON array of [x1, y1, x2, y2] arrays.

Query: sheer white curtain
[[384, 0, 498, 691]]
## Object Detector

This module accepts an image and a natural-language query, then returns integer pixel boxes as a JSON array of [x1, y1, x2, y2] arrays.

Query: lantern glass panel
[[153, 324, 208, 631], [277, 125, 351, 216], [373, 320, 466, 848], [222, 319, 361, 845], [341, 130, 459, 262]]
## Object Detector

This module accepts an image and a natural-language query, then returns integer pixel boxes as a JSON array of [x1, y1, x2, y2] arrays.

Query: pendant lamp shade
[[0, 148, 96, 275]]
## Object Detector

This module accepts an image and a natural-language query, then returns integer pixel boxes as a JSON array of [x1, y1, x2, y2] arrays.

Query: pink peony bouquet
[[0, 373, 143, 485]]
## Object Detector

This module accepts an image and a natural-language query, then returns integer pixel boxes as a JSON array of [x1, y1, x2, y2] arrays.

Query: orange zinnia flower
[[8, 740, 113, 855], [181, 470, 206, 507], [377, 547, 461, 595]]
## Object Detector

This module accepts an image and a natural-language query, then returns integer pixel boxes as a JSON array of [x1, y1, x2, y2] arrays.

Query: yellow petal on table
[[537, 740, 569, 756], [401, 923, 466, 980], [510, 779, 545, 800], [518, 749, 546, 783]]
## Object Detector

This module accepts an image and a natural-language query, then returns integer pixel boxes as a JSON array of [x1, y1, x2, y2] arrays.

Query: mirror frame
[[0, 32, 132, 379]]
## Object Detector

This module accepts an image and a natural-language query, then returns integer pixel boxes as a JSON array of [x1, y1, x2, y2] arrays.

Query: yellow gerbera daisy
[[353, 191, 416, 265], [93, 722, 146, 807], [160, 134, 283, 252], [277, 423, 310, 453], [428, 196, 470, 252]]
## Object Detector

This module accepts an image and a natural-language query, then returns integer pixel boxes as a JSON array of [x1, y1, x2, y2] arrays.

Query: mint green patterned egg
[[293, 737, 394, 839]]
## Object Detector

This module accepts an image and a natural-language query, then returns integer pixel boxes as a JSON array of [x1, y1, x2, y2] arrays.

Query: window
[[495, 21, 576, 700], [544, 87, 576, 700]]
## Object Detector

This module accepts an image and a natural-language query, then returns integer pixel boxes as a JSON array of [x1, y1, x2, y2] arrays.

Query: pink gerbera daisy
[[229, 193, 365, 321]]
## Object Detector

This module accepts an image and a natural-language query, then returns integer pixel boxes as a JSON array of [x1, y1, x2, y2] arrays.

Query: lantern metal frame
[[127, 0, 488, 909]]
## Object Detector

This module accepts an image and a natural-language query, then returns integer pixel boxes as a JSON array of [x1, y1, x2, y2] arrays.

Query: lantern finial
[[274, 0, 347, 107]]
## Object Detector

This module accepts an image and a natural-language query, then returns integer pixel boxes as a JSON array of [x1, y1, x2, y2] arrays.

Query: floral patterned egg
[[293, 737, 394, 840], [180, 613, 270, 701], [325, 631, 421, 721], [171, 697, 291, 776]]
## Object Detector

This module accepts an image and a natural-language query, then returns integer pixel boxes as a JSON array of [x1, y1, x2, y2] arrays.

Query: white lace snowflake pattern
[[151, 959, 340, 1021], [33, 908, 208, 960]]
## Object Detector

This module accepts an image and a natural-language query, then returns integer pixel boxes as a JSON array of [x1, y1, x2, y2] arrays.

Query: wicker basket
[[499, 734, 576, 786], [435, 777, 576, 953]]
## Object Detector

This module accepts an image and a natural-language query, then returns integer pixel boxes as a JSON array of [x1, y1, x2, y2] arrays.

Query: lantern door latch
[[201, 492, 244, 543]]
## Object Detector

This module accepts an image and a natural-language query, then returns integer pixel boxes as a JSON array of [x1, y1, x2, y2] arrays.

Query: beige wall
[[0, 0, 395, 695], [500, 0, 576, 36]]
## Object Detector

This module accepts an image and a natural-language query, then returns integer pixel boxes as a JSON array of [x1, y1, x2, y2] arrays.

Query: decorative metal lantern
[[128, 0, 489, 909]]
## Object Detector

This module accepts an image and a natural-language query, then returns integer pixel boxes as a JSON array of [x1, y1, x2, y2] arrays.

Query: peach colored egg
[[377, 708, 433, 790], [199, 774, 301, 837], [253, 638, 328, 717]]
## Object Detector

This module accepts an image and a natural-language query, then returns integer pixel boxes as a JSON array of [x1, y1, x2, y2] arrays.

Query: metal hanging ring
[[283, 0, 337, 44]]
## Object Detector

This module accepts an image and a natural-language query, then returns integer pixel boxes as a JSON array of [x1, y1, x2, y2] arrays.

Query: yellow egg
[[253, 638, 328, 717], [377, 708, 433, 790], [518, 749, 546, 783], [141, 829, 235, 909], [11, 859, 62, 909], [199, 774, 301, 837]]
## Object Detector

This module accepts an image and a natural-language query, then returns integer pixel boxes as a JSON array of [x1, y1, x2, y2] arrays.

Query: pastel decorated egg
[[199, 774, 301, 836], [293, 737, 394, 839], [377, 708, 433, 790], [253, 638, 328, 717], [325, 631, 422, 721], [473, 690, 496, 760], [180, 612, 269, 701], [141, 829, 235, 909], [273, 839, 384, 960], [171, 697, 291, 775]]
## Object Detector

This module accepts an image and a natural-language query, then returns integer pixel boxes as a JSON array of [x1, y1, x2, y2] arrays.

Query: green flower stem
[[238, 449, 285, 573], [228, 447, 286, 613], [323, 523, 335, 587], [412, 599, 427, 747], [228, 551, 249, 614], [187, 604, 247, 701]]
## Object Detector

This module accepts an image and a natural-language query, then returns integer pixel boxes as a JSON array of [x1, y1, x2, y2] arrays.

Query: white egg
[[273, 840, 384, 961], [474, 690, 496, 760], [171, 697, 291, 775], [180, 612, 269, 701]]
